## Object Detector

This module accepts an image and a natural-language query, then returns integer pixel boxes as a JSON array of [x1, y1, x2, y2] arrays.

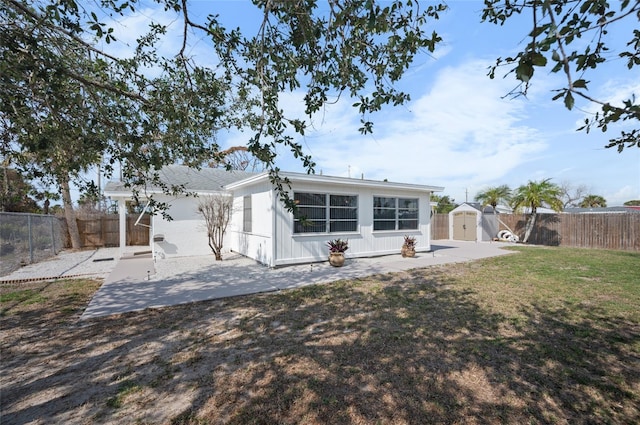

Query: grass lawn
[[1, 246, 638, 424]]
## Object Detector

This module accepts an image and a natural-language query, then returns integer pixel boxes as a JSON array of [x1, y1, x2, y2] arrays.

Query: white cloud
[[286, 60, 548, 192], [606, 185, 640, 206], [94, 6, 220, 72], [575, 78, 640, 129]]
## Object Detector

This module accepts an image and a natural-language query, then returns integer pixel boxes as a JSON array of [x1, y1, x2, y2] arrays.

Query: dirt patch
[[1, 255, 639, 424]]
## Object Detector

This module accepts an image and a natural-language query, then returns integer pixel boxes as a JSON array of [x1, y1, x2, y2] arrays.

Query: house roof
[[104, 166, 444, 198], [225, 171, 445, 193], [104, 165, 257, 196]]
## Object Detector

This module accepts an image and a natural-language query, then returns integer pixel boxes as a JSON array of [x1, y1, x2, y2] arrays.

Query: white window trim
[[373, 196, 419, 232], [293, 192, 359, 234]]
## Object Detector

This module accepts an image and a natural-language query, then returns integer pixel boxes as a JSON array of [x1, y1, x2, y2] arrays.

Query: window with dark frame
[[294, 192, 358, 233], [373, 196, 419, 231], [243, 195, 252, 233]]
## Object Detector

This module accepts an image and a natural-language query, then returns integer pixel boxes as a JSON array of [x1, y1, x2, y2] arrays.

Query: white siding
[[272, 182, 433, 266], [228, 181, 274, 266], [109, 170, 441, 265]]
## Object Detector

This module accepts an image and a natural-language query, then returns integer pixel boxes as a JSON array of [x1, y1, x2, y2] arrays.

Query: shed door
[[453, 212, 476, 241]]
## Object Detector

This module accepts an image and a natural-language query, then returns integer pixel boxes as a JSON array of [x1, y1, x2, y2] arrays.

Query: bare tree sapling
[[197, 195, 234, 261]]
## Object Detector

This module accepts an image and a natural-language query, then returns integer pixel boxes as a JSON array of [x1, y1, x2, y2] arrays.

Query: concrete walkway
[[81, 240, 518, 320]]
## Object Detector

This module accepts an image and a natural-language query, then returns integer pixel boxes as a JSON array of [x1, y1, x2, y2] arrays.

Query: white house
[[105, 165, 444, 267], [104, 166, 256, 258]]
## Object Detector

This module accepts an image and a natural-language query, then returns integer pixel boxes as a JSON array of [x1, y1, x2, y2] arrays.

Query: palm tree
[[474, 185, 512, 213], [511, 179, 563, 243], [579, 194, 607, 208]]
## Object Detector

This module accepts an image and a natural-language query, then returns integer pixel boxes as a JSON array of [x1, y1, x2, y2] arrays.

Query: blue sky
[[101, 0, 639, 206]]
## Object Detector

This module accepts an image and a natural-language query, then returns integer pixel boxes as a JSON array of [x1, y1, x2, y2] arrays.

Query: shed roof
[[451, 202, 503, 214]]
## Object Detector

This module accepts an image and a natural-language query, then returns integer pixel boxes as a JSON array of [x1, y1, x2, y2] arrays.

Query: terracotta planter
[[329, 252, 345, 267], [401, 246, 416, 258]]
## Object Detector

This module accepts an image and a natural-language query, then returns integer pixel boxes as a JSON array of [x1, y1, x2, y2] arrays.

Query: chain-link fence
[[0, 212, 64, 277]]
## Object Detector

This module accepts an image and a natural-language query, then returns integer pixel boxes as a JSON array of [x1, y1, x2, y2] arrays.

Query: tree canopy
[[483, 0, 640, 152], [431, 194, 457, 214], [0, 167, 39, 212], [1, 0, 447, 211], [474, 184, 512, 211], [579, 194, 607, 208], [1, 0, 637, 216], [512, 178, 564, 243]]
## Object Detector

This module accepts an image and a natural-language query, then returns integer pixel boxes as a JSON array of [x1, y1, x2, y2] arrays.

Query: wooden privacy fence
[[63, 214, 150, 248], [66, 212, 637, 250], [431, 212, 639, 251], [498, 213, 639, 251], [430, 213, 449, 240]]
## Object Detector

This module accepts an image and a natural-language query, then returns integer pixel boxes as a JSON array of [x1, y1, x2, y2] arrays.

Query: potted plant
[[401, 235, 416, 258], [327, 239, 348, 267]]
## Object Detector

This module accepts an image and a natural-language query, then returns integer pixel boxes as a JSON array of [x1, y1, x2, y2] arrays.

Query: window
[[243, 195, 252, 233], [294, 192, 358, 233], [373, 197, 419, 231], [330, 195, 358, 232], [398, 197, 419, 229], [294, 192, 326, 233]]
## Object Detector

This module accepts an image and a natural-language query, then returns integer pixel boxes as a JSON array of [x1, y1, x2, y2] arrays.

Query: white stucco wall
[[153, 194, 229, 258]]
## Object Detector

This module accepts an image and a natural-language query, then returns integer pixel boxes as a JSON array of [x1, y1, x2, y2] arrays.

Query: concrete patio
[[81, 240, 518, 320]]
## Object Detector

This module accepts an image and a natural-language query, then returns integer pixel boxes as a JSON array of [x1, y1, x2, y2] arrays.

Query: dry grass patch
[[1, 247, 639, 424]]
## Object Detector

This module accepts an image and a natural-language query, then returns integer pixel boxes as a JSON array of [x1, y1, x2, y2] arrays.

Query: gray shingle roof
[[458, 202, 498, 214], [563, 207, 640, 214], [104, 165, 257, 194]]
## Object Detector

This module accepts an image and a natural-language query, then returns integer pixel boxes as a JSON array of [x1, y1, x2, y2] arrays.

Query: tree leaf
[[530, 51, 547, 67], [564, 92, 575, 110], [572, 79, 588, 89], [516, 62, 533, 82]]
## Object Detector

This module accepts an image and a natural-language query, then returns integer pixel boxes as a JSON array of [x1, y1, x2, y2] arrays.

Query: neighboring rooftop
[[563, 206, 640, 214]]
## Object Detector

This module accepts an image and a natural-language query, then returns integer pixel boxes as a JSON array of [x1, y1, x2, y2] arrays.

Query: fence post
[[50, 215, 57, 253], [28, 214, 34, 263], [101, 215, 106, 247]]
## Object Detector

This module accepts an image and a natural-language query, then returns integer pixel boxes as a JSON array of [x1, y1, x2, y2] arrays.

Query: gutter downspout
[[271, 189, 277, 268], [150, 213, 155, 261]]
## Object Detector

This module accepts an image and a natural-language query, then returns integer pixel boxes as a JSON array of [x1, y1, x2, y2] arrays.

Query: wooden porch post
[[119, 200, 127, 258]]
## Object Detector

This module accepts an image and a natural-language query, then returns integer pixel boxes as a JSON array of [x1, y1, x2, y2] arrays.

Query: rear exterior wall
[[228, 181, 275, 266], [152, 195, 212, 258], [276, 182, 433, 266]]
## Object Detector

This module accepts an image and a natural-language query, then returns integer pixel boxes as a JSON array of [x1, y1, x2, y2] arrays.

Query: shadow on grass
[[169, 270, 639, 424], [1, 268, 638, 424]]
